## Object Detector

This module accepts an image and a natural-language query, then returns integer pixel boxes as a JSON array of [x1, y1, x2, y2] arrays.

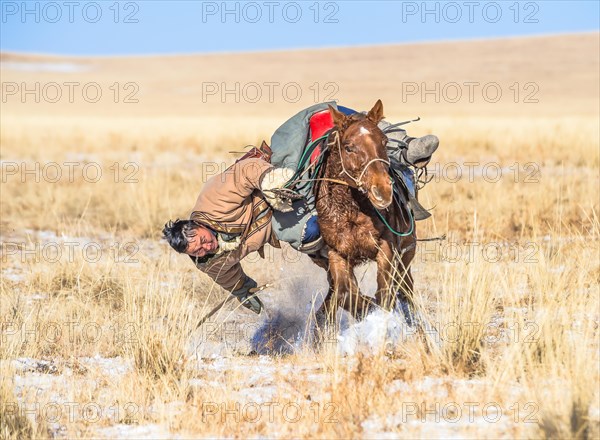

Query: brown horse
[[311, 99, 417, 327]]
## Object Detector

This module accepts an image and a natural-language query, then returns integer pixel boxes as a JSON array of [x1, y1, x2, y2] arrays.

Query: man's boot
[[404, 135, 439, 168], [378, 120, 439, 169]]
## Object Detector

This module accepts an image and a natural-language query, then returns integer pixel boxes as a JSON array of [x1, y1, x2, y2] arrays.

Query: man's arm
[[192, 158, 296, 230], [230, 158, 297, 212], [188, 157, 289, 313], [191, 250, 246, 293], [191, 252, 262, 314], [191, 158, 274, 224]]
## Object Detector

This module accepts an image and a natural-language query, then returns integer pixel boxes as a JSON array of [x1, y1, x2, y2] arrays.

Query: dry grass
[[1, 33, 599, 438], [1, 126, 597, 436]]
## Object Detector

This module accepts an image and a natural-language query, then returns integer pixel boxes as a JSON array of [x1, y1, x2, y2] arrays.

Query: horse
[[310, 99, 417, 327]]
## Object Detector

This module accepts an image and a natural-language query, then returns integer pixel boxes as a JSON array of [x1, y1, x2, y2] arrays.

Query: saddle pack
[[243, 102, 430, 252]]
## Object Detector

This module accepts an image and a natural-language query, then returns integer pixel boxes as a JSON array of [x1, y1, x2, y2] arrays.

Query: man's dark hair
[[162, 219, 199, 253]]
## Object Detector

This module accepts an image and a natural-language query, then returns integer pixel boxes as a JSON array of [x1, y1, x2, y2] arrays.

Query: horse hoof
[[397, 299, 416, 327]]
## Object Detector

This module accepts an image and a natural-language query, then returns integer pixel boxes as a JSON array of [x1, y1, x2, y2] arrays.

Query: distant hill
[[2, 33, 598, 119]]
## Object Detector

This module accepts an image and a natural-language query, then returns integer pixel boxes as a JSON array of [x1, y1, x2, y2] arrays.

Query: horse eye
[[344, 144, 355, 153]]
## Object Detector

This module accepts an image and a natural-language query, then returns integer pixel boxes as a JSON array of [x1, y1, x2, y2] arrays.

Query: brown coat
[[189, 158, 279, 292]]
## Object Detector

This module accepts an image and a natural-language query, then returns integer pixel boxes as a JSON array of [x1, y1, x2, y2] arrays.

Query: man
[[163, 157, 287, 314], [163, 102, 439, 315]]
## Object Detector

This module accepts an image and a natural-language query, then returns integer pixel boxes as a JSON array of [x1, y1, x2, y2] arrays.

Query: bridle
[[328, 123, 415, 237], [328, 126, 391, 194]]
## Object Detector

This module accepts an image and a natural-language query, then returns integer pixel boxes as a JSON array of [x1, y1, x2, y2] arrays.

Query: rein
[[284, 134, 332, 189], [284, 130, 359, 191], [374, 192, 415, 237]]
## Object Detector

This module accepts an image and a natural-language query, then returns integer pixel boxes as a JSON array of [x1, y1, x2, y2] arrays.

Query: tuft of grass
[[28, 259, 126, 310], [0, 378, 48, 440]]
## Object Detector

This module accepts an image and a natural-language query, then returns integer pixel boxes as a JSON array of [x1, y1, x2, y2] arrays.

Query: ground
[[1, 33, 599, 439]]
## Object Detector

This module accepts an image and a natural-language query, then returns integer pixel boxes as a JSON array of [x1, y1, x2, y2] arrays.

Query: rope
[[356, 158, 391, 186], [284, 134, 330, 189], [375, 198, 415, 237], [373, 172, 416, 238], [381, 116, 421, 133], [417, 234, 447, 242], [289, 176, 354, 187]]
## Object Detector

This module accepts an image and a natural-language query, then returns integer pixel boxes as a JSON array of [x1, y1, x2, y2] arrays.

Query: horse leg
[[328, 251, 374, 320], [374, 239, 395, 310], [394, 236, 417, 325], [314, 270, 337, 327], [309, 256, 338, 335]]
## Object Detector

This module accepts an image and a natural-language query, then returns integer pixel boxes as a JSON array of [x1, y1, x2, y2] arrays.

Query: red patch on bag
[[308, 109, 334, 165]]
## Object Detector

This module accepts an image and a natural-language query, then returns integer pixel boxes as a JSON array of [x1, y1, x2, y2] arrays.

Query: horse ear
[[367, 99, 384, 123], [328, 105, 347, 128]]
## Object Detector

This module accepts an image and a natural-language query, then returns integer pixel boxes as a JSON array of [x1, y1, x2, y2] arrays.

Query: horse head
[[327, 99, 393, 209]]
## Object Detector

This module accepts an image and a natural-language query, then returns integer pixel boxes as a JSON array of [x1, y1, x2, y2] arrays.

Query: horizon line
[[1, 30, 598, 59]]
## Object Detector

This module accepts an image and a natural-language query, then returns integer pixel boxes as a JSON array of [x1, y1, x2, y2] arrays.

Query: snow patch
[[97, 423, 175, 439], [336, 303, 443, 356], [78, 355, 132, 376], [337, 308, 416, 356]]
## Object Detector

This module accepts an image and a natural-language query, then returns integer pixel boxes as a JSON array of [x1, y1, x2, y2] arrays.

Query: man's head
[[162, 219, 218, 258]]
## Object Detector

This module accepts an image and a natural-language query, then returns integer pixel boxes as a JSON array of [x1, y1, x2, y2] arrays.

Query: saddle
[[308, 109, 335, 165]]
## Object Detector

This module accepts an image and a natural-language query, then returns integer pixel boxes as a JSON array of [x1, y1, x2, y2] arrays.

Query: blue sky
[[1, 1, 599, 55]]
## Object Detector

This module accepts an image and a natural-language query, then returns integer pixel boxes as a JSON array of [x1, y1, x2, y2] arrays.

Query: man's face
[[186, 225, 218, 257]]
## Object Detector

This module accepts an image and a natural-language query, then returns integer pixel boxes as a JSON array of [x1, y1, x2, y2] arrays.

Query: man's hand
[[260, 167, 296, 213], [231, 276, 263, 314]]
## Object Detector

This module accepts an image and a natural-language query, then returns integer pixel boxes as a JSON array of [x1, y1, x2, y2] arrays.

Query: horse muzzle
[[369, 184, 392, 209]]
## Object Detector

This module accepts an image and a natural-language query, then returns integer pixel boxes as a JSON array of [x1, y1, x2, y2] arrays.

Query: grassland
[[1, 33, 599, 438]]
